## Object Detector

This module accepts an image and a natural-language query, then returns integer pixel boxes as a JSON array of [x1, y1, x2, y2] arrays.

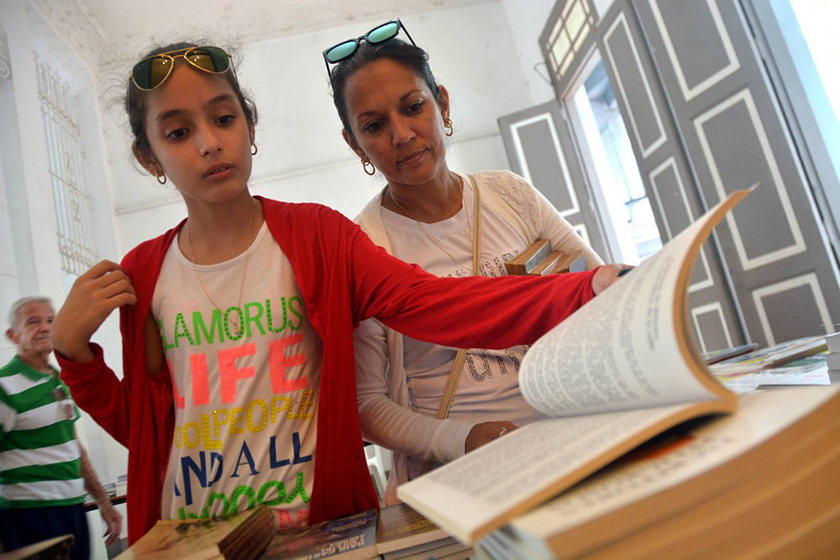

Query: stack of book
[[505, 240, 585, 276], [262, 504, 472, 560], [376, 503, 470, 560], [115, 473, 128, 497], [115, 501, 471, 560], [262, 509, 378, 560], [824, 332, 840, 378], [708, 335, 828, 377], [472, 386, 840, 559], [394, 191, 840, 558]]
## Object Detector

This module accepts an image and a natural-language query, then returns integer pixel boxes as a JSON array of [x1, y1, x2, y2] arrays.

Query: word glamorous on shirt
[[159, 296, 305, 347]]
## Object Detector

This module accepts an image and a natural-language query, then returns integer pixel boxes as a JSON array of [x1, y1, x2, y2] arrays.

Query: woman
[[326, 20, 607, 503], [51, 42, 621, 543]]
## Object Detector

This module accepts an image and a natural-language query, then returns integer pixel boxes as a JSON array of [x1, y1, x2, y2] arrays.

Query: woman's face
[[134, 64, 254, 208], [342, 58, 450, 190]]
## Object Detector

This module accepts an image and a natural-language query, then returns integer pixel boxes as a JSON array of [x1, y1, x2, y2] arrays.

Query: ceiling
[[40, 0, 495, 73]]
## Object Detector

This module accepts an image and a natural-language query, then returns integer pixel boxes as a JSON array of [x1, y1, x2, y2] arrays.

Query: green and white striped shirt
[[0, 355, 84, 508]]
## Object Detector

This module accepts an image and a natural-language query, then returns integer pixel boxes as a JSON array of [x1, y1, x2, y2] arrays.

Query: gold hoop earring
[[362, 156, 376, 176], [444, 117, 454, 137], [156, 171, 167, 185], [251, 142, 258, 156]]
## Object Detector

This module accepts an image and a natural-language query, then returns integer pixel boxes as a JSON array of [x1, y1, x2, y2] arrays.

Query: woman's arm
[[355, 318, 473, 463]]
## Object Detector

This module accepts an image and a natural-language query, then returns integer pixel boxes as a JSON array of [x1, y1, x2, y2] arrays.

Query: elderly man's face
[[7, 302, 55, 357]]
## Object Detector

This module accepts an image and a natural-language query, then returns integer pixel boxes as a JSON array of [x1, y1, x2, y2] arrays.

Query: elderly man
[[0, 296, 122, 559]]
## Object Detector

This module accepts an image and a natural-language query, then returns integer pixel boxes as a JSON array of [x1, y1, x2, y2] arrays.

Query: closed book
[[262, 509, 378, 560], [825, 352, 840, 370], [711, 336, 828, 375], [505, 240, 551, 275], [552, 250, 585, 274], [116, 505, 273, 560], [528, 251, 565, 276], [375, 503, 448, 555], [825, 332, 840, 353]]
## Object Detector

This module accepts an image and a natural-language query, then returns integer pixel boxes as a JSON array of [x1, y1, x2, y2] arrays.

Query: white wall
[[502, 0, 558, 105], [0, 4, 129, 558]]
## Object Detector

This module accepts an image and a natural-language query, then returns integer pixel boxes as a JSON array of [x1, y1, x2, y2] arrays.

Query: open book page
[[520, 192, 749, 417], [399, 403, 717, 543], [498, 385, 840, 555], [397, 191, 750, 544]]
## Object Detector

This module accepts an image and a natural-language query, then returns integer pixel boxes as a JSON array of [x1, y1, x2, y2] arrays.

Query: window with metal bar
[[35, 53, 98, 277]]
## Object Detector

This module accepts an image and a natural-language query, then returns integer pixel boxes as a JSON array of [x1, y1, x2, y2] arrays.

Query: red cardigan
[[58, 198, 597, 543]]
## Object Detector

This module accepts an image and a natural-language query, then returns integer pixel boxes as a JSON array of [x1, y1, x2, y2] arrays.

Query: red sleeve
[[57, 343, 130, 447], [345, 216, 597, 348]]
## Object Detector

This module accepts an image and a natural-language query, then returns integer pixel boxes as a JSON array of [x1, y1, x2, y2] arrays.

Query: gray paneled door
[[593, 0, 746, 352], [498, 100, 610, 260], [630, 0, 840, 345]]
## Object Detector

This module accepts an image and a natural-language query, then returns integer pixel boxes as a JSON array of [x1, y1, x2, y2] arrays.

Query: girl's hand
[[592, 264, 634, 295], [52, 260, 137, 362], [465, 421, 518, 453]]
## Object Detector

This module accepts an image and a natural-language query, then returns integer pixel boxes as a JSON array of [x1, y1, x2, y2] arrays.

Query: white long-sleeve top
[[353, 170, 603, 504]]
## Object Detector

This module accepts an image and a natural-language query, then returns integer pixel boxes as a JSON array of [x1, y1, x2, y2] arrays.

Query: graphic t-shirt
[[153, 223, 322, 529], [381, 186, 546, 478]]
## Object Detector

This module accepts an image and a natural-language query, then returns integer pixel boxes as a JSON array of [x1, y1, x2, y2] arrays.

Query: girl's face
[[134, 64, 254, 208], [342, 58, 450, 190]]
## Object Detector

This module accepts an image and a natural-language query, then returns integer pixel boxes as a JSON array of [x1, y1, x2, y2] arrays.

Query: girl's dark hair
[[329, 39, 442, 143], [125, 42, 259, 159]]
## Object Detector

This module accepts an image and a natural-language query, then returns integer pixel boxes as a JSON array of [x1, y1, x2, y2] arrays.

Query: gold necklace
[[185, 202, 258, 339], [388, 178, 470, 268]]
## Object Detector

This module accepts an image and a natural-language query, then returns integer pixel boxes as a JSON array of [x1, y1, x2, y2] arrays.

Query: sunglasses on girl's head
[[322, 18, 416, 74], [130, 46, 231, 91]]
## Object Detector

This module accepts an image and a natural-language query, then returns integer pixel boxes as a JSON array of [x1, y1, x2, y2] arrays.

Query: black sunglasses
[[322, 19, 416, 75], [130, 46, 231, 91]]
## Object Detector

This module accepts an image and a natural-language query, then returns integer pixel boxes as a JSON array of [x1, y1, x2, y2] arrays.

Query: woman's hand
[[591, 264, 634, 296], [465, 421, 518, 453], [52, 260, 137, 362]]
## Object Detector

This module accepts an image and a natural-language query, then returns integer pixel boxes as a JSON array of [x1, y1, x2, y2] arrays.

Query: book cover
[[505, 239, 551, 275], [116, 505, 273, 560], [375, 503, 448, 555], [262, 509, 378, 560], [710, 335, 828, 375]]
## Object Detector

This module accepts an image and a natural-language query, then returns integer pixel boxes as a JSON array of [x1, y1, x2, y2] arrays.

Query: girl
[[326, 21, 615, 502], [51, 43, 622, 544]]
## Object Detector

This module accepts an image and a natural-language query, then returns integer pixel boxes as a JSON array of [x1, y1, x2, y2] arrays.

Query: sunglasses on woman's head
[[322, 18, 416, 75], [130, 46, 231, 91]]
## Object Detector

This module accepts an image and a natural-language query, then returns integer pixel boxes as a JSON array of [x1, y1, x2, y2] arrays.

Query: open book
[[397, 189, 751, 545], [478, 385, 840, 558]]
